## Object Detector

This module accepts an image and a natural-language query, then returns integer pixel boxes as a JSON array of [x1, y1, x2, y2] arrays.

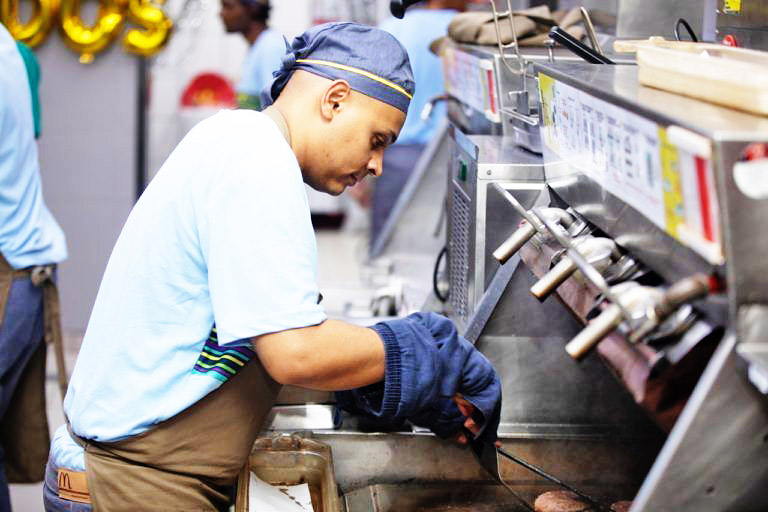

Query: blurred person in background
[[220, 0, 286, 109], [0, 24, 67, 511], [362, 0, 469, 244]]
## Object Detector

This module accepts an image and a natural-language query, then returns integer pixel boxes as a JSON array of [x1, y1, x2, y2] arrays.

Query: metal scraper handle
[[497, 447, 612, 512]]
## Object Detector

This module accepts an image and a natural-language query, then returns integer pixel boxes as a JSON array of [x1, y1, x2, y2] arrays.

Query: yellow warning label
[[538, 73, 556, 151], [660, 128, 685, 237], [724, 0, 741, 13]]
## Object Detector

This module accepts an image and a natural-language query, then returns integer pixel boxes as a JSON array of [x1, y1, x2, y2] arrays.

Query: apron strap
[[0, 254, 33, 328], [33, 267, 68, 401], [0, 253, 69, 403]]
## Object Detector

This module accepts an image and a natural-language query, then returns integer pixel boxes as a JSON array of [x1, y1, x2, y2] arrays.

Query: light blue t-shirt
[[54, 109, 326, 470], [237, 27, 286, 97], [379, 9, 457, 146], [0, 25, 66, 268]]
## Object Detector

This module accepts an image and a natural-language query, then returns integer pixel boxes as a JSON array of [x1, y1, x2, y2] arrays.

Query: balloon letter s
[[123, 0, 172, 57]]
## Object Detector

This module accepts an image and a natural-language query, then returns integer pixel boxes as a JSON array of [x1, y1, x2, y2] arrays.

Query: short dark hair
[[239, 0, 270, 21]]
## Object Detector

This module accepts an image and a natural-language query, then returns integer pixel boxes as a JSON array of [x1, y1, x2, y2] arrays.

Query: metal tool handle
[[565, 303, 623, 359], [494, 221, 537, 264], [628, 273, 710, 343], [656, 273, 710, 319], [494, 207, 573, 264], [497, 447, 612, 512], [530, 257, 577, 300], [548, 26, 615, 64]]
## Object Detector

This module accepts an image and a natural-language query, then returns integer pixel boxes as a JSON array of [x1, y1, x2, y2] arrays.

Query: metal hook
[[489, 0, 526, 76]]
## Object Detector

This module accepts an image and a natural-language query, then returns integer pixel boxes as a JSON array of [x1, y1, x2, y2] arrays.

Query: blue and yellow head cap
[[261, 22, 415, 113]]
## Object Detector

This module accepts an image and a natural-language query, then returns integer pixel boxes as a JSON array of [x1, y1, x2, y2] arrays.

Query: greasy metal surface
[[475, 262, 663, 439], [318, 431, 657, 498], [631, 333, 768, 511], [518, 233, 723, 431], [343, 481, 639, 512], [344, 483, 531, 512], [616, 0, 711, 40]]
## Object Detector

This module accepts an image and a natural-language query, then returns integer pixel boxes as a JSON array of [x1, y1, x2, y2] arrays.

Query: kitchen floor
[[9, 221, 371, 511]]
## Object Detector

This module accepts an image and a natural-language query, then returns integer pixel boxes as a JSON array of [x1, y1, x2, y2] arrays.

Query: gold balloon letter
[[0, 0, 60, 47], [122, 0, 171, 57], [59, 0, 124, 63]]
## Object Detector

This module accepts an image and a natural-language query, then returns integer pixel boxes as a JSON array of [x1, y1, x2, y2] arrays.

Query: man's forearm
[[252, 319, 386, 390]]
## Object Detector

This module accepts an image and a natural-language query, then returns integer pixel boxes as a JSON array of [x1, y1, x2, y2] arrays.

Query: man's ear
[[320, 80, 352, 121]]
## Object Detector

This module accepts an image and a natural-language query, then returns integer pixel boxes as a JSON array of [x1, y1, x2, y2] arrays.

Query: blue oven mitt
[[336, 312, 501, 440]]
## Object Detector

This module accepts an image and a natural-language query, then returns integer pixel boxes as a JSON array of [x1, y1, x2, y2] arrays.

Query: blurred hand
[[451, 394, 501, 448]]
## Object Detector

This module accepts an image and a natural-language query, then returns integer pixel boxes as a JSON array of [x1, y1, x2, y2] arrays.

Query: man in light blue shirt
[[0, 23, 67, 511], [220, 0, 286, 110], [371, 0, 467, 243], [43, 23, 499, 511]]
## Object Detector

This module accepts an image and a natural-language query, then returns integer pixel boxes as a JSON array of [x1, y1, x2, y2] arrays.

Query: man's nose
[[368, 152, 383, 178]]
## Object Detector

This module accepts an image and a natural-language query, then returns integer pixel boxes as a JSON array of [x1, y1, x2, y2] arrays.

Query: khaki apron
[[69, 358, 281, 511], [0, 253, 67, 483]]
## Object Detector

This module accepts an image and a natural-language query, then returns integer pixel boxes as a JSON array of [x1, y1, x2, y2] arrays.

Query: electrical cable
[[433, 246, 449, 302], [674, 18, 698, 42]]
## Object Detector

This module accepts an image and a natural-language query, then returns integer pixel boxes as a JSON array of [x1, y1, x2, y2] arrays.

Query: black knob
[[390, 0, 421, 19]]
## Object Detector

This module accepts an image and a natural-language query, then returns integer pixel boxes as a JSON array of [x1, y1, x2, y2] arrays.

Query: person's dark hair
[[240, 0, 270, 22]]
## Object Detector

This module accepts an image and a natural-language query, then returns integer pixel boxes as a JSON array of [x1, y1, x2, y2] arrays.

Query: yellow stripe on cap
[[296, 58, 413, 100]]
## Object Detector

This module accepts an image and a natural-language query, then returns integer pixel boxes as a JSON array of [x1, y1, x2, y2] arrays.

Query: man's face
[[220, 0, 249, 33], [305, 92, 406, 196]]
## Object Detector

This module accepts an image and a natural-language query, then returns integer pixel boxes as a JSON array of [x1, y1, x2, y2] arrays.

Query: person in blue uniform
[[220, 0, 286, 109], [0, 24, 67, 511], [368, 0, 468, 243]]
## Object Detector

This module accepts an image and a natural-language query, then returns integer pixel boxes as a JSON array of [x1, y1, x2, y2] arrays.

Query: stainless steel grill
[[449, 183, 471, 323]]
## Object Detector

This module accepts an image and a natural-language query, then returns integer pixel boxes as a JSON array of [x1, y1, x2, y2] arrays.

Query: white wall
[[36, 39, 138, 334]]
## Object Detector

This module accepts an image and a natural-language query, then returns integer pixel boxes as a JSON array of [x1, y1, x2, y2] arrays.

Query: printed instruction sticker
[[724, 0, 741, 14]]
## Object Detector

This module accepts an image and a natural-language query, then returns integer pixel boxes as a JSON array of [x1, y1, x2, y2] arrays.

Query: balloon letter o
[[59, 0, 124, 63]]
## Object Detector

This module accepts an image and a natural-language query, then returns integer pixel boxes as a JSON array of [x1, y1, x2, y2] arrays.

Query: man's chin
[[307, 181, 344, 196]]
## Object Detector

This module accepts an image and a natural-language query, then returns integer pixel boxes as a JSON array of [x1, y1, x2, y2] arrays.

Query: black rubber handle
[[390, 0, 422, 19], [549, 26, 615, 65]]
